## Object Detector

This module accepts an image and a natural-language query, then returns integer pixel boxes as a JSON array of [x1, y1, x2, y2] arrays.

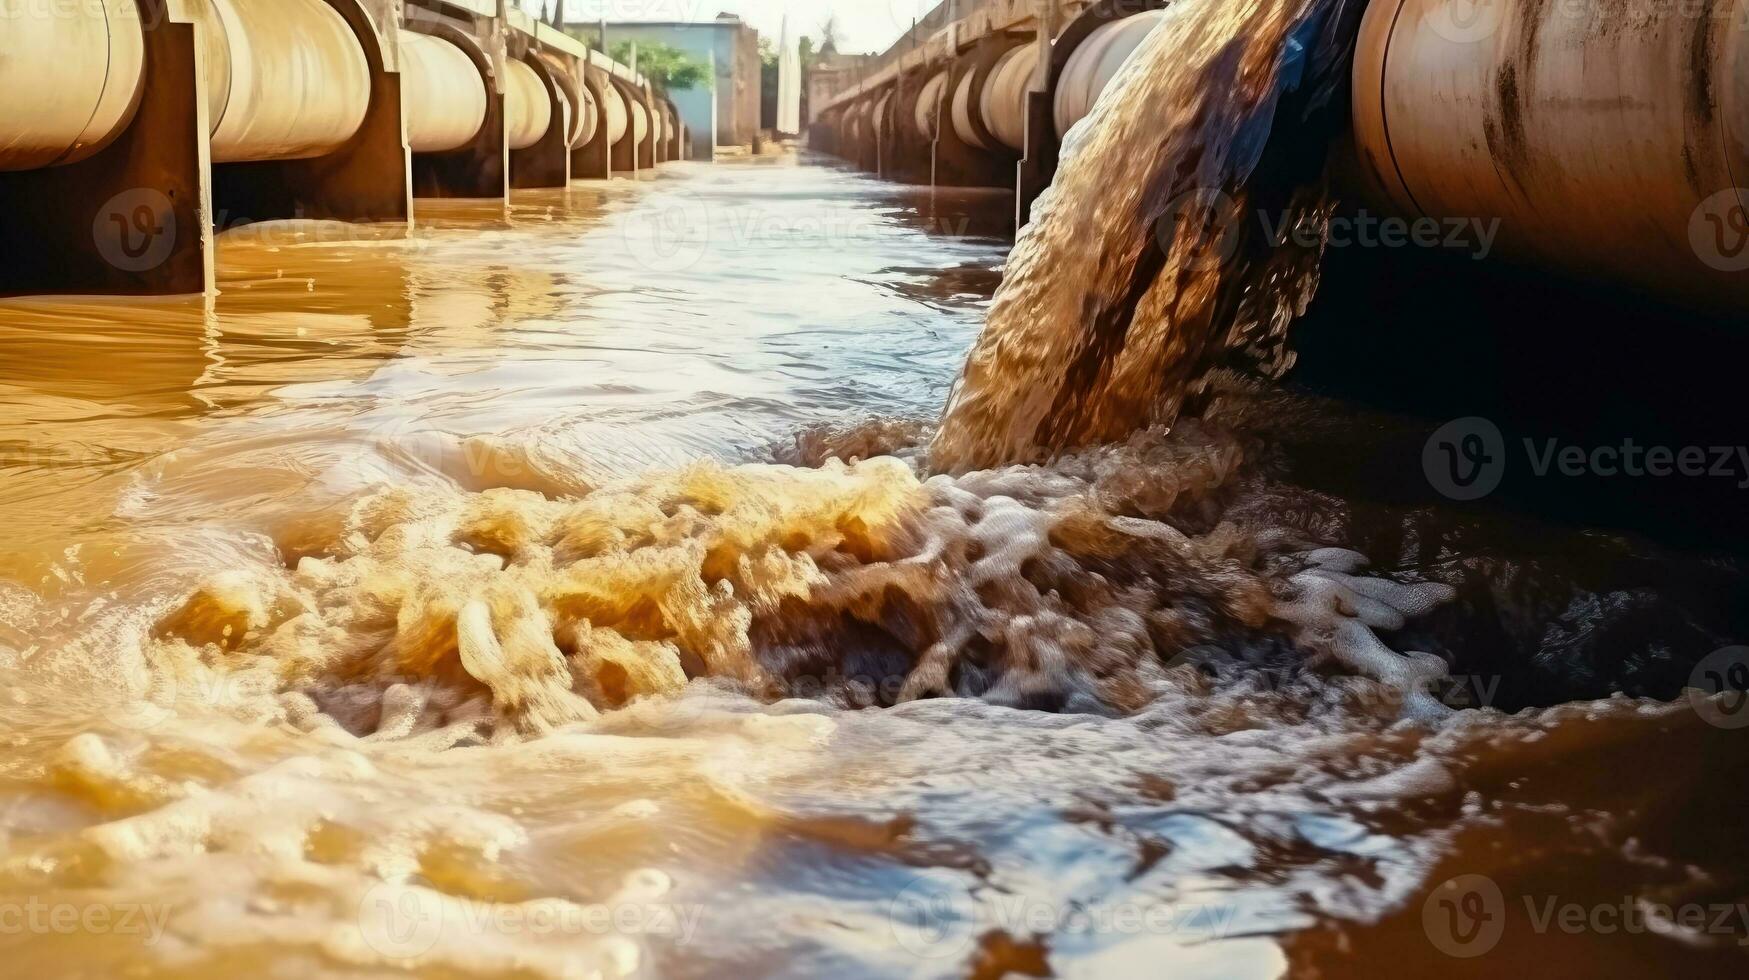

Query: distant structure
[[805, 41, 877, 125], [572, 15, 762, 159], [776, 15, 802, 137], [806, 1, 1007, 124]]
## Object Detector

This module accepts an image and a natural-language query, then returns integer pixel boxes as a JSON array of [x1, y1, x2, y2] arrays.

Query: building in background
[[570, 16, 762, 159]]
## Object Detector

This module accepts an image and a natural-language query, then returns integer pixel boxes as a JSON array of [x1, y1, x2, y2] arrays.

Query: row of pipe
[[0, 0, 679, 175], [823, 5, 1172, 167], [0, 0, 690, 297], [815, 0, 1749, 309], [0, 0, 374, 169]]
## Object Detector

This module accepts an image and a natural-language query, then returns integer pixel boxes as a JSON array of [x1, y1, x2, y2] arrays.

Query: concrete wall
[[584, 19, 762, 157]]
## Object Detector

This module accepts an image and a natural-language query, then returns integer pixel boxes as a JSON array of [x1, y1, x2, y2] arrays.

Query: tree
[[608, 41, 712, 93]]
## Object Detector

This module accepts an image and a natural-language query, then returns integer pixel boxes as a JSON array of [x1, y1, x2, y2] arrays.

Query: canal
[[2, 155, 1748, 979]]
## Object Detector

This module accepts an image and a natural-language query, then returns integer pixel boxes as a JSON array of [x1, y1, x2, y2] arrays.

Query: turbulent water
[[3, 42, 1749, 980], [933, 0, 1355, 473]]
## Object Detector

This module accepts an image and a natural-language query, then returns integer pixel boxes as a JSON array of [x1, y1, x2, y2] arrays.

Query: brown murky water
[[2, 147, 1748, 980]]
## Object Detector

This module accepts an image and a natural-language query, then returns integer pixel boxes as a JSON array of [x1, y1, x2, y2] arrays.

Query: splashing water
[[933, 0, 1359, 472], [5, 10, 1749, 975], [122, 420, 1454, 747]]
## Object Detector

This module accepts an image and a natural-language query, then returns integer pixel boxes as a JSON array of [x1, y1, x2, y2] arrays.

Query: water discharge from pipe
[[16, 0, 1442, 751], [933, 0, 1362, 473]]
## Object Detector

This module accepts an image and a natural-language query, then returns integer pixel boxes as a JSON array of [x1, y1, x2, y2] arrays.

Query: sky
[[526, 1, 936, 54]]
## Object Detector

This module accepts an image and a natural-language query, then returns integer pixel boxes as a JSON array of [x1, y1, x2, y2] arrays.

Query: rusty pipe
[[951, 69, 989, 150], [1351, 0, 1749, 307], [915, 71, 950, 141], [874, 92, 893, 144], [0, 0, 145, 171], [399, 30, 487, 154], [982, 42, 1042, 153]]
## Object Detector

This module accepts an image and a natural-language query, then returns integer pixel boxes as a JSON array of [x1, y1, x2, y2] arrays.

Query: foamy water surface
[[2, 156, 1747, 979]]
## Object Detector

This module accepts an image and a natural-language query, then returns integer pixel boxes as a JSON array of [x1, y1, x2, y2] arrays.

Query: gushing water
[[934, 0, 1355, 472], [3, 12, 1749, 975]]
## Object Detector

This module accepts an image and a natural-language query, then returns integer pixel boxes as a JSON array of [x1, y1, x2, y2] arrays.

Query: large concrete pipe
[[842, 103, 860, 149], [0, 0, 145, 170], [982, 43, 1041, 153], [600, 83, 629, 147], [538, 58, 593, 150], [195, 0, 373, 163], [874, 92, 893, 143], [630, 97, 651, 146], [853, 99, 874, 146], [504, 58, 553, 151], [399, 30, 487, 154], [1352, 0, 1749, 306], [1054, 8, 1174, 138], [915, 71, 950, 140], [951, 70, 989, 151], [573, 85, 599, 149]]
